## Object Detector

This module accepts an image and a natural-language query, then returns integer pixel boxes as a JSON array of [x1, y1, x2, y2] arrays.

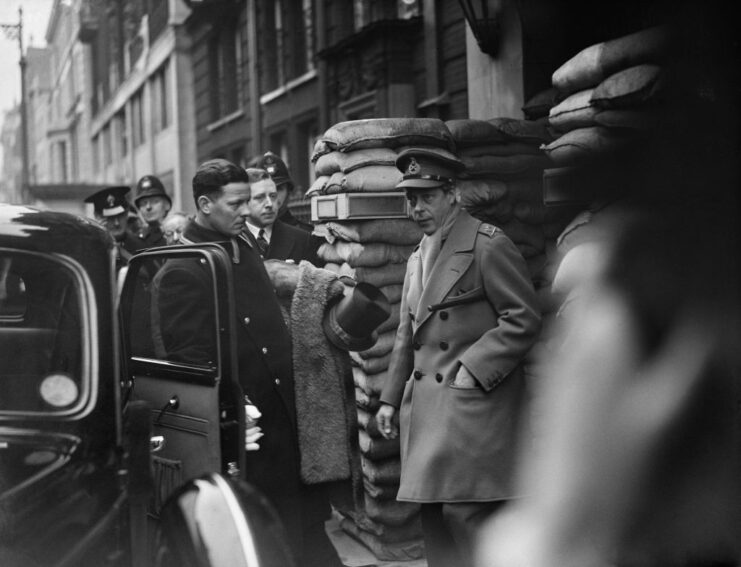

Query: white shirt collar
[[245, 221, 272, 242]]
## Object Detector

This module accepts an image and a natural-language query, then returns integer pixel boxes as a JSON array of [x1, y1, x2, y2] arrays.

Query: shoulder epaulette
[[477, 223, 499, 238]]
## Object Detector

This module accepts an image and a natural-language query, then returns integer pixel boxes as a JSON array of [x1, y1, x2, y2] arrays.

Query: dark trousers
[[420, 501, 505, 567], [298, 483, 344, 567]]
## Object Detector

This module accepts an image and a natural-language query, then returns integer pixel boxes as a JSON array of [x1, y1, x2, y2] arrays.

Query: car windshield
[[0, 251, 88, 415]]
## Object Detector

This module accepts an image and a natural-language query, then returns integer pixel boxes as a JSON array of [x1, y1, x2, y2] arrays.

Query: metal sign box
[[311, 192, 409, 221]]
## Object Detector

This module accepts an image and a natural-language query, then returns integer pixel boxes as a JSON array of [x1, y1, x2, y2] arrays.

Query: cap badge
[[266, 165, 276, 175], [142, 180, 151, 189], [407, 157, 420, 175], [106, 194, 115, 207]]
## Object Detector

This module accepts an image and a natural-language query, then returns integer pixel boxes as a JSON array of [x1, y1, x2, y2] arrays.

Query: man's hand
[[264, 259, 300, 297], [452, 364, 478, 388], [246, 426, 263, 451], [376, 403, 399, 440]]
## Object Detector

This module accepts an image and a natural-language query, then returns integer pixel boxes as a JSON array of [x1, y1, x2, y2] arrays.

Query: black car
[[0, 205, 293, 567]]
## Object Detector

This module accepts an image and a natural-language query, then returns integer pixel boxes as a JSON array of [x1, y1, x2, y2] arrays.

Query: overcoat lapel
[[414, 211, 479, 329]]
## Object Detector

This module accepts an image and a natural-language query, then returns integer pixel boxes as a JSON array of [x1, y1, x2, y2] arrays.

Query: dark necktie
[[256, 229, 269, 256]]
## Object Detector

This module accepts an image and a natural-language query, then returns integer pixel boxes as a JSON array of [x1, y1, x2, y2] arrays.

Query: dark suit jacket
[[246, 219, 321, 265]]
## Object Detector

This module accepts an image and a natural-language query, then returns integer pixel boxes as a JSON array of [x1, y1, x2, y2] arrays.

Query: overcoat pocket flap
[[428, 286, 485, 311]]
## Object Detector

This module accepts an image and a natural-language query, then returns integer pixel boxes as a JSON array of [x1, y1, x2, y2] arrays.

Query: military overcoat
[[380, 209, 541, 502]]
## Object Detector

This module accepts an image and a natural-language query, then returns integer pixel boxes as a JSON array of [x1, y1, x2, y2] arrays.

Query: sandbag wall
[[310, 118, 458, 561], [536, 25, 670, 309]]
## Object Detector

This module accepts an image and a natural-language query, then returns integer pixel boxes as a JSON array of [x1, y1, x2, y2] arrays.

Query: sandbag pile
[[307, 118, 456, 197], [310, 118, 461, 560], [319, 219, 425, 560], [445, 117, 573, 324], [541, 25, 670, 166]]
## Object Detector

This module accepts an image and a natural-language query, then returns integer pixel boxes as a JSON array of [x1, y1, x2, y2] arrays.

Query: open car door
[[119, 244, 246, 514]]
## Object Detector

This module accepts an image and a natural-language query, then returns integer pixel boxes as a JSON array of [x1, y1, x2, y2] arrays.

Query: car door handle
[[150, 435, 165, 453], [156, 395, 179, 424]]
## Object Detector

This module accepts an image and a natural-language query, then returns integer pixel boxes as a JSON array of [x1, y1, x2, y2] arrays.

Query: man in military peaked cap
[[85, 186, 148, 270], [376, 147, 542, 567], [255, 151, 314, 232], [133, 174, 171, 247]]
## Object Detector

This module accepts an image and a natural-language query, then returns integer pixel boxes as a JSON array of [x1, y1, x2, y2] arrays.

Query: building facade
[[83, 0, 197, 215]]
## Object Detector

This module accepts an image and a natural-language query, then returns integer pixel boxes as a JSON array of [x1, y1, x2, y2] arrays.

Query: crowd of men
[[82, 147, 541, 567]]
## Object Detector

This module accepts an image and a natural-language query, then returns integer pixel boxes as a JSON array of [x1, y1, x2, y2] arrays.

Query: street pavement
[[326, 511, 427, 567]]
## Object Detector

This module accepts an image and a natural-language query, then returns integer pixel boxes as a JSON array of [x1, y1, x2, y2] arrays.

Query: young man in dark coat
[[242, 167, 320, 265], [152, 158, 377, 567]]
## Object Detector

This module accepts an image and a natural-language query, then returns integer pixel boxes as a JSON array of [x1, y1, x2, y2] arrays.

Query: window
[[131, 88, 146, 147], [115, 110, 128, 157], [102, 124, 112, 166], [152, 61, 170, 133], [0, 252, 89, 415], [209, 23, 243, 121], [92, 133, 100, 173], [58, 141, 68, 183], [125, 251, 219, 368], [263, 0, 315, 91]]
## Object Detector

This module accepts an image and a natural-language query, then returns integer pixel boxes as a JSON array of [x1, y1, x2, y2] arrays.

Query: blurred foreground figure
[[476, 3, 741, 567]]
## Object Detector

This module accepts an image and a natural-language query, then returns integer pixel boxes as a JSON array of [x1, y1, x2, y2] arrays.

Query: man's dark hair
[[245, 167, 271, 185], [192, 158, 249, 205]]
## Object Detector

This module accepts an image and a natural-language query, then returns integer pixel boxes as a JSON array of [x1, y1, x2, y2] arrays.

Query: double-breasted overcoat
[[380, 210, 541, 502]]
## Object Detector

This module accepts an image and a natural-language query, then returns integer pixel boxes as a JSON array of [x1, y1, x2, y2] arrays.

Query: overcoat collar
[[413, 210, 479, 329]]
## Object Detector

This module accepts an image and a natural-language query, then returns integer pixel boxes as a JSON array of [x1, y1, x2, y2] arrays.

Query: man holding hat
[[84, 185, 148, 270], [256, 151, 314, 232], [152, 158, 389, 567], [376, 147, 541, 567], [133, 174, 171, 247]]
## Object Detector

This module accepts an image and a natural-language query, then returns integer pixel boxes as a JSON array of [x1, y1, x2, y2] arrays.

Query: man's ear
[[197, 195, 211, 214]]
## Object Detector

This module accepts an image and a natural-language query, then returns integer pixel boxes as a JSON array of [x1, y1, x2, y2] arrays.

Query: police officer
[[256, 151, 314, 232], [376, 147, 542, 567], [133, 174, 171, 247], [84, 186, 148, 271]]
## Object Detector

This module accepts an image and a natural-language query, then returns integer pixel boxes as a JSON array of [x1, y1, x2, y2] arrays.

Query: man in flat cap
[[133, 174, 171, 247], [256, 151, 314, 232], [85, 185, 148, 271], [375, 147, 541, 567]]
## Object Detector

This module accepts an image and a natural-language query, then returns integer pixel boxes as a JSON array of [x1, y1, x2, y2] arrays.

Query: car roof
[[0, 204, 112, 265]]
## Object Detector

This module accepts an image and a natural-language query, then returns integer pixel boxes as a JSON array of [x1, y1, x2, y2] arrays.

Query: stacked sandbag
[[310, 118, 454, 560], [446, 117, 573, 318], [319, 220, 424, 560], [307, 118, 456, 197], [542, 25, 670, 166]]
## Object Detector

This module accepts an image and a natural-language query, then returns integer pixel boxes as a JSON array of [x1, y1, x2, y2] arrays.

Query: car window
[[0, 252, 88, 414], [124, 252, 220, 369]]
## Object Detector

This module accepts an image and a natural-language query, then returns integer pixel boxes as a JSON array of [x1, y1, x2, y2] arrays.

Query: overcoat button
[[413, 341, 421, 350], [439, 311, 448, 320], [262, 347, 268, 354], [439, 341, 449, 351], [243, 317, 250, 325], [413, 370, 423, 380], [435, 373, 443, 383], [275, 378, 281, 386]]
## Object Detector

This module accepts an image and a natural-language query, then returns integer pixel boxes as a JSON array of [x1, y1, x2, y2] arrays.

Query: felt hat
[[134, 175, 171, 207], [323, 281, 391, 352], [84, 186, 131, 217], [257, 151, 294, 191], [395, 147, 464, 190]]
